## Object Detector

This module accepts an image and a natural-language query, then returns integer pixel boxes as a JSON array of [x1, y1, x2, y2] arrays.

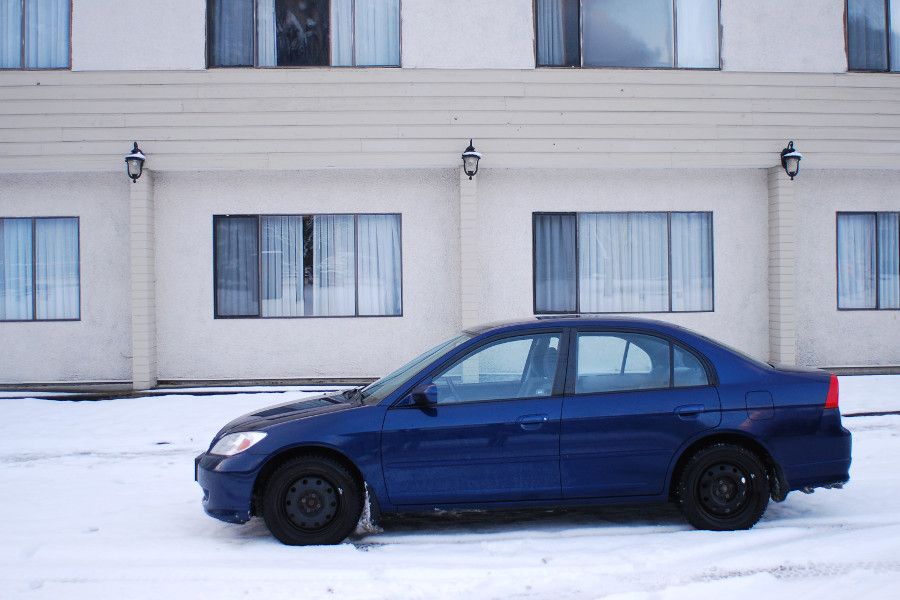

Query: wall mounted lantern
[[125, 142, 146, 183], [780, 141, 803, 180], [461, 139, 482, 180]]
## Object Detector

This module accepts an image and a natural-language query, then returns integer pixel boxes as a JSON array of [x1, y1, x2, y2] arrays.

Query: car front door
[[381, 331, 566, 506], [561, 329, 721, 499]]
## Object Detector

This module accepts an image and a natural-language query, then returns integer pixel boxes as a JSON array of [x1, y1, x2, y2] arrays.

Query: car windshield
[[360, 333, 473, 405]]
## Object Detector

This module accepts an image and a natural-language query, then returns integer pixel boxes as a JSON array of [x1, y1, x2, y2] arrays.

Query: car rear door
[[560, 329, 721, 499], [381, 330, 566, 505]]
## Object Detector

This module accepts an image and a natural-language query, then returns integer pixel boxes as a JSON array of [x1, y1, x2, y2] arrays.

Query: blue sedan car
[[195, 317, 851, 545]]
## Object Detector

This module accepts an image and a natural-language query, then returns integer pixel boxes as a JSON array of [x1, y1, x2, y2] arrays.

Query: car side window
[[575, 332, 671, 394], [433, 334, 561, 404], [673, 344, 709, 388]]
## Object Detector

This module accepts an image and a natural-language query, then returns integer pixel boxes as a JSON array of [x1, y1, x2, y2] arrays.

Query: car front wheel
[[261, 455, 363, 545], [677, 443, 769, 531]]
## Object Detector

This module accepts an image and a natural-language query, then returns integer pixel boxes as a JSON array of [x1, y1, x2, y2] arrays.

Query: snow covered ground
[[0, 376, 898, 599]]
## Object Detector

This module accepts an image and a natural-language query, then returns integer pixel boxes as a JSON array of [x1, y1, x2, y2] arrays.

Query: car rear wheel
[[677, 443, 769, 531], [261, 455, 362, 545]]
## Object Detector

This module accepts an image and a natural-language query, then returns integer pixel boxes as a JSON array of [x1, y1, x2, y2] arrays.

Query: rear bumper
[[780, 417, 852, 492], [195, 452, 259, 524]]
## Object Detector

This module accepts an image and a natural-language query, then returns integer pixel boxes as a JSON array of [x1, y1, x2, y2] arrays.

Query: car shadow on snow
[[354, 503, 688, 543]]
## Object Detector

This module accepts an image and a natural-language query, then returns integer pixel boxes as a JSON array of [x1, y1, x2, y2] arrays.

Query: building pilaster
[[459, 167, 481, 329], [130, 169, 157, 390], [767, 166, 797, 366]]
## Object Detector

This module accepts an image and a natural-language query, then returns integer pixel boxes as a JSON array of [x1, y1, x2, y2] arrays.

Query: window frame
[[0, 215, 81, 322], [0, 0, 73, 71], [564, 327, 716, 397], [212, 212, 403, 319], [532, 211, 715, 315], [205, 0, 403, 69], [845, 0, 897, 73], [836, 211, 900, 311], [532, 0, 723, 70]]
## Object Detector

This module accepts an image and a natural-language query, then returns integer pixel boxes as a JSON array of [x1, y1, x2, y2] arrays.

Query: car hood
[[215, 393, 359, 438]]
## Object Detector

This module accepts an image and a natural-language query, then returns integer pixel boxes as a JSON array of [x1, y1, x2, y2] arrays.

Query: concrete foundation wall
[[152, 169, 461, 381], [0, 173, 132, 384]]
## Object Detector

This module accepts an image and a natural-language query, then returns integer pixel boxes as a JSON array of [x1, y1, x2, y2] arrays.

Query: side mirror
[[412, 383, 438, 407]]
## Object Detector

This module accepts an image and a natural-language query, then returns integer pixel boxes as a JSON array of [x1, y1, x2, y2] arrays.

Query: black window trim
[[836, 211, 900, 311], [213, 212, 403, 319], [564, 326, 717, 397], [845, 0, 897, 73], [0, 0, 73, 72], [532, 0, 723, 71], [532, 211, 716, 316], [205, 0, 403, 69], [0, 215, 81, 323]]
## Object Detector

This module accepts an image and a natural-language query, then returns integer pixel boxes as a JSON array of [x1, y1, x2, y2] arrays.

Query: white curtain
[[332, 0, 400, 66], [579, 213, 669, 313], [34, 217, 79, 319], [357, 214, 401, 316], [0, 218, 33, 320], [534, 214, 576, 312], [331, 0, 354, 66], [878, 213, 900, 308], [215, 217, 259, 317], [536, 0, 565, 66], [1, 0, 21, 68], [837, 213, 877, 309], [313, 215, 355, 316], [675, 0, 719, 68], [25, 0, 69, 68], [210, 0, 254, 66], [670, 212, 713, 311], [257, 0, 277, 66], [261, 216, 304, 317]]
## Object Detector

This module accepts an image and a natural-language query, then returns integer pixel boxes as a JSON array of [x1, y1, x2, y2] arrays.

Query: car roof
[[465, 315, 693, 336]]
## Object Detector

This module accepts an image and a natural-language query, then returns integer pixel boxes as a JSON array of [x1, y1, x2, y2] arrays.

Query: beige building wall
[[720, 0, 847, 73], [153, 169, 461, 382], [475, 168, 771, 362], [795, 170, 900, 368], [0, 173, 132, 384], [72, 0, 207, 71]]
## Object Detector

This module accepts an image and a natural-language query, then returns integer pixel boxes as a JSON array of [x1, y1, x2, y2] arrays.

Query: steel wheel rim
[[697, 462, 751, 518], [283, 475, 339, 531]]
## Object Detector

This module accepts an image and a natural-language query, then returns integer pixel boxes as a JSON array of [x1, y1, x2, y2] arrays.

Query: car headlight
[[210, 432, 267, 457]]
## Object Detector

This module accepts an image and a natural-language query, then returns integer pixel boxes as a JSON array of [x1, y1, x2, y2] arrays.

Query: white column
[[130, 169, 158, 390], [767, 166, 797, 366], [459, 167, 481, 329]]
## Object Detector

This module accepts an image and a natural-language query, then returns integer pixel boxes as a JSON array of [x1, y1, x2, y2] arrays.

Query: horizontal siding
[[1, 69, 900, 172]]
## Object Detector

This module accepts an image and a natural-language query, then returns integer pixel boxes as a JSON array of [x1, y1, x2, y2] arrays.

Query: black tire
[[677, 443, 769, 531], [261, 455, 362, 546]]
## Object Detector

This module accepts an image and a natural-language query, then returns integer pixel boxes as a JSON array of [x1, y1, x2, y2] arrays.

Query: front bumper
[[194, 452, 260, 524]]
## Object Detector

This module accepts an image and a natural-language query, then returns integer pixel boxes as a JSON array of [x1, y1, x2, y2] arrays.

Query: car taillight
[[825, 374, 839, 410]]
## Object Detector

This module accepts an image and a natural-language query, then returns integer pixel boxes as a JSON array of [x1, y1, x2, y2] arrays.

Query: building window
[[837, 212, 900, 309], [0, 217, 80, 321], [533, 212, 713, 314], [213, 213, 402, 318], [207, 0, 401, 67], [0, 0, 71, 69], [536, 0, 720, 69], [847, 0, 900, 71]]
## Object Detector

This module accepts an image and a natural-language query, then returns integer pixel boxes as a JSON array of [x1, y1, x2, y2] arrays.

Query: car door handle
[[674, 404, 705, 419], [516, 414, 550, 430]]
